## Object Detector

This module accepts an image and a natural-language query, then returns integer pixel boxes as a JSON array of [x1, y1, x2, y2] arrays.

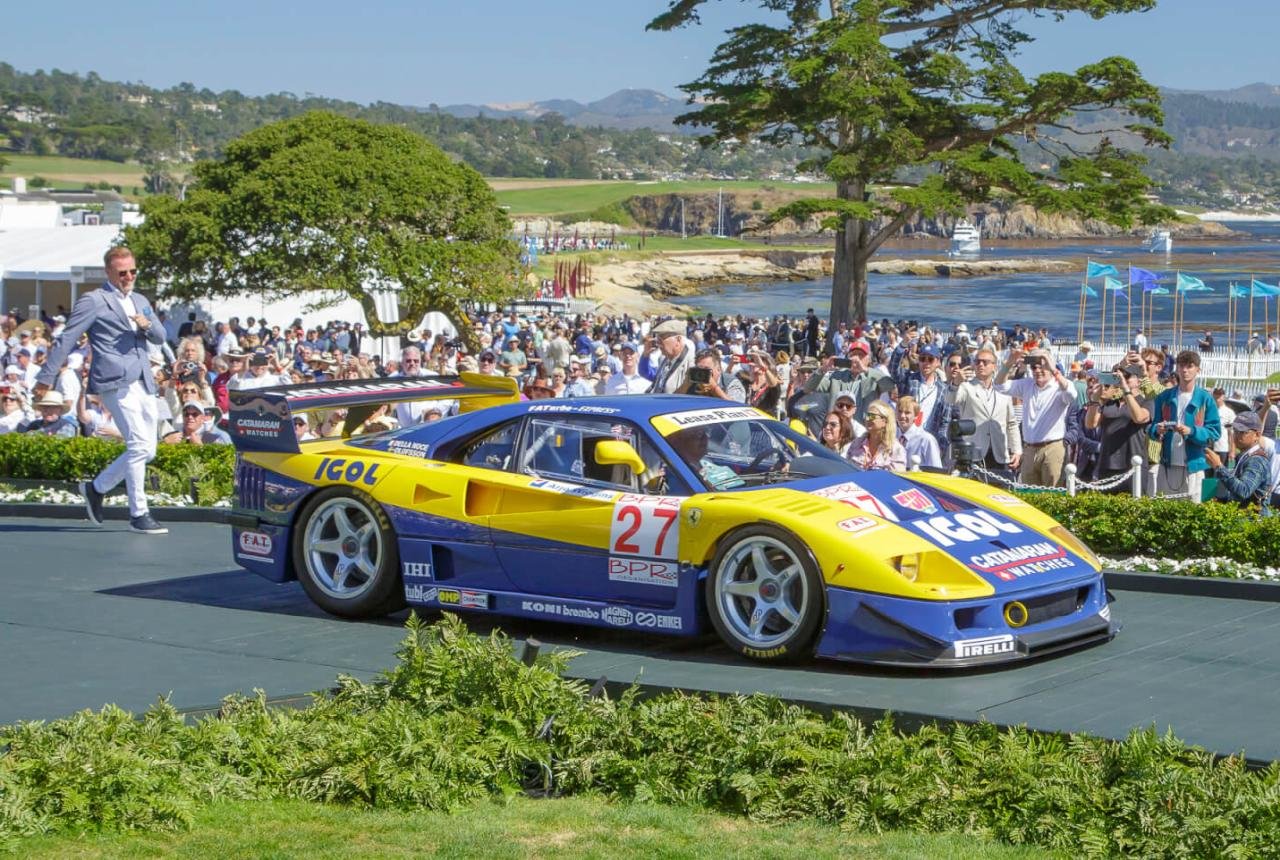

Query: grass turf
[[15, 796, 1058, 859], [494, 179, 835, 217]]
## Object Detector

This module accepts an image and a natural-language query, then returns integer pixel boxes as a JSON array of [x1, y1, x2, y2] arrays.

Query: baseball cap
[[1233, 411, 1262, 433], [619, 341, 639, 352], [917, 343, 941, 359], [847, 339, 871, 355], [180, 401, 206, 415], [651, 319, 685, 338], [834, 392, 856, 405]]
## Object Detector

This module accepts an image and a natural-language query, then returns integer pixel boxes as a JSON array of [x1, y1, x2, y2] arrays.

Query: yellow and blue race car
[[228, 375, 1116, 667]]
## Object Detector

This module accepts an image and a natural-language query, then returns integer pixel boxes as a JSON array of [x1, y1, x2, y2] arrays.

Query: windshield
[[660, 415, 853, 490]]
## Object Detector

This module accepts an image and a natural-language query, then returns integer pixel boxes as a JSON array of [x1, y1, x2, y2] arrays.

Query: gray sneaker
[[129, 513, 168, 535], [80, 480, 105, 525]]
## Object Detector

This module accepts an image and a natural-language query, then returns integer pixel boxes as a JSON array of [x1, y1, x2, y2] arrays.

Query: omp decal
[[892, 488, 937, 514], [528, 478, 617, 502], [312, 457, 382, 486], [836, 516, 883, 535], [969, 542, 1071, 581], [402, 561, 433, 579], [954, 635, 1016, 659], [908, 510, 1023, 547], [634, 610, 682, 630], [405, 584, 439, 602], [601, 606, 634, 626], [610, 494, 682, 559], [653, 405, 763, 434], [237, 530, 273, 556], [809, 481, 899, 522], [608, 557, 679, 588], [436, 589, 491, 609]]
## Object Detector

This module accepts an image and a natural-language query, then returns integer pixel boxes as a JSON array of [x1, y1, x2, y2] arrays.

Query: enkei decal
[[892, 488, 937, 515], [810, 481, 899, 522], [528, 478, 617, 502], [238, 530, 273, 556], [601, 606, 634, 626], [634, 611, 682, 630], [954, 635, 1015, 659], [405, 584, 439, 603], [610, 494, 683, 559], [312, 457, 382, 486], [836, 516, 883, 535], [608, 557, 679, 588], [663, 405, 762, 429], [402, 562, 433, 580], [908, 509, 1023, 547], [969, 542, 1071, 581]]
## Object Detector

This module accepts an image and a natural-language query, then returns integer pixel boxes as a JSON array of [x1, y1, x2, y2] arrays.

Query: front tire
[[705, 525, 824, 662], [292, 487, 405, 619]]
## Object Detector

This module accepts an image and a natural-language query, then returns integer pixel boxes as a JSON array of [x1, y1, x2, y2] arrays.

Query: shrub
[[0, 434, 234, 503], [1016, 492, 1280, 566], [4, 615, 1280, 857]]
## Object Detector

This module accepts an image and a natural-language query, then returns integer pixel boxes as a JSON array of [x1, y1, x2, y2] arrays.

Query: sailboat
[[1146, 228, 1172, 254], [949, 219, 981, 255]]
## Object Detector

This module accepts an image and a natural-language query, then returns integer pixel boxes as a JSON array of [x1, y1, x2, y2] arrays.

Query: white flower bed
[[1101, 555, 1280, 582], [0, 484, 230, 508]]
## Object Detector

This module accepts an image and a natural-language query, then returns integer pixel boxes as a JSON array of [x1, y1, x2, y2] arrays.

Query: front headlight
[[1050, 525, 1100, 569], [892, 553, 921, 582]]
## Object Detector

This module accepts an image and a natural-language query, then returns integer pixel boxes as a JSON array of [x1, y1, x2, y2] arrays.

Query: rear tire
[[292, 487, 405, 618], [705, 524, 824, 663]]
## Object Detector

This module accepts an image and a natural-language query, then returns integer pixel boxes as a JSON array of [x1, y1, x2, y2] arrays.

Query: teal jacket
[[1146, 386, 1221, 472]]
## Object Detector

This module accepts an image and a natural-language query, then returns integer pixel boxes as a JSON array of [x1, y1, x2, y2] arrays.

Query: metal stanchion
[[1131, 455, 1144, 498], [909, 454, 922, 472], [1065, 463, 1078, 497]]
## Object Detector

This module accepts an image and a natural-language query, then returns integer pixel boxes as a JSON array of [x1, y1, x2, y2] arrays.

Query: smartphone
[[1098, 372, 1120, 386], [833, 357, 852, 369], [687, 366, 712, 385]]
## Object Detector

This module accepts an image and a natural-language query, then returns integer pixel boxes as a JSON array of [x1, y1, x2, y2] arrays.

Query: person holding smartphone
[[1084, 364, 1151, 489], [1147, 350, 1221, 503]]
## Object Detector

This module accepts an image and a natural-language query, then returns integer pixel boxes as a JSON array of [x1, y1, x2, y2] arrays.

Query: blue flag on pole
[[1251, 278, 1280, 297], [1081, 284, 1098, 298], [1087, 261, 1119, 279], [1229, 283, 1250, 299], [1129, 265, 1159, 288], [1176, 273, 1208, 292], [1149, 286, 1170, 295], [1103, 276, 1125, 292]]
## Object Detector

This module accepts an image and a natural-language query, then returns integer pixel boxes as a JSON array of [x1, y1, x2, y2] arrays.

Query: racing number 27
[[610, 496, 682, 559]]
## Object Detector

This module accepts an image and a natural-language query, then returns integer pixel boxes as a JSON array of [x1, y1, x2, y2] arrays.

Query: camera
[[179, 361, 203, 384], [833, 357, 852, 369], [687, 365, 713, 395], [948, 418, 978, 475]]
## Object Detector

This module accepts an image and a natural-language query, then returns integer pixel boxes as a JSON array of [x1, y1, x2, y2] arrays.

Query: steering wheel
[[748, 448, 787, 473]]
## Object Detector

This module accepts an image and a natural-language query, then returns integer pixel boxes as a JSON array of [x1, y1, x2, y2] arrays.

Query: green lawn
[[15, 796, 1057, 860], [2, 154, 149, 190], [526, 234, 817, 279], [495, 179, 835, 216]]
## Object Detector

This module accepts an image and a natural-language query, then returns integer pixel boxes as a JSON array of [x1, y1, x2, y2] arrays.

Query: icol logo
[[601, 606, 634, 626]]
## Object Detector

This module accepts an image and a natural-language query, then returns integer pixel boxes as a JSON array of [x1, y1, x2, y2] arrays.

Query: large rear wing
[[227, 373, 520, 453]]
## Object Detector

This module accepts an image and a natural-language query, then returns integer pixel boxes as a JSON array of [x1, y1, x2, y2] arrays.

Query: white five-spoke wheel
[[705, 525, 824, 662], [292, 488, 405, 618]]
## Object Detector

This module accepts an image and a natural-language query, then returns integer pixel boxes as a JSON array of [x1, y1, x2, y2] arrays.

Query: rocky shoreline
[[587, 249, 1076, 316]]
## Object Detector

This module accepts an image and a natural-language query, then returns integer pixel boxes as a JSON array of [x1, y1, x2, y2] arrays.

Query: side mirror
[[594, 439, 645, 476]]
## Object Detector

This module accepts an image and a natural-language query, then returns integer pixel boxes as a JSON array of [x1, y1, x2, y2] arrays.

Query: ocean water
[[674, 222, 1280, 345]]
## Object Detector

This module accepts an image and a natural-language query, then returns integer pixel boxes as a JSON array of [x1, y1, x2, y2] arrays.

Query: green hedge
[[1017, 492, 1280, 566], [0, 434, 235, 503], [4, 615, 1280, 858]]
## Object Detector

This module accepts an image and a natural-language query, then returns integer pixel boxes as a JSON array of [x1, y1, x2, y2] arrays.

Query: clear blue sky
[[6, 1, 1274, 106]]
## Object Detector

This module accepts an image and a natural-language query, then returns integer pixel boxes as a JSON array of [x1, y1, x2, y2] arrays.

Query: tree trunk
[[829, 180, 869, 333]]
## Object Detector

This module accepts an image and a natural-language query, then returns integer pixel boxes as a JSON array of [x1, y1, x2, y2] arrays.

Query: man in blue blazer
[[34, 246, 169, 534]]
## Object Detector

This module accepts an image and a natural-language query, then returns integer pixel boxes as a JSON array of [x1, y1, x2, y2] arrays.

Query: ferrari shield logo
[[893, 488, 937, 515]]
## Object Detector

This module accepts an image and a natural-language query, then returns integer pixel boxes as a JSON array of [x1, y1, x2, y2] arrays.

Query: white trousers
[[95, 380, 159, 517]]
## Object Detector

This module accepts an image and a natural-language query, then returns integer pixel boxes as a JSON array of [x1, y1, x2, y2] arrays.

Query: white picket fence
[[1054, 342, 1280, 389]]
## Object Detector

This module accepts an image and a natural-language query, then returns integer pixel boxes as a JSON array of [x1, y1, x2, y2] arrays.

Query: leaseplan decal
[[969, 542, 1072, 581]]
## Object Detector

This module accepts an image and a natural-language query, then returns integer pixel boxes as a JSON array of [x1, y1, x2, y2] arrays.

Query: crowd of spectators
[[1, 303, 1277, 512]]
